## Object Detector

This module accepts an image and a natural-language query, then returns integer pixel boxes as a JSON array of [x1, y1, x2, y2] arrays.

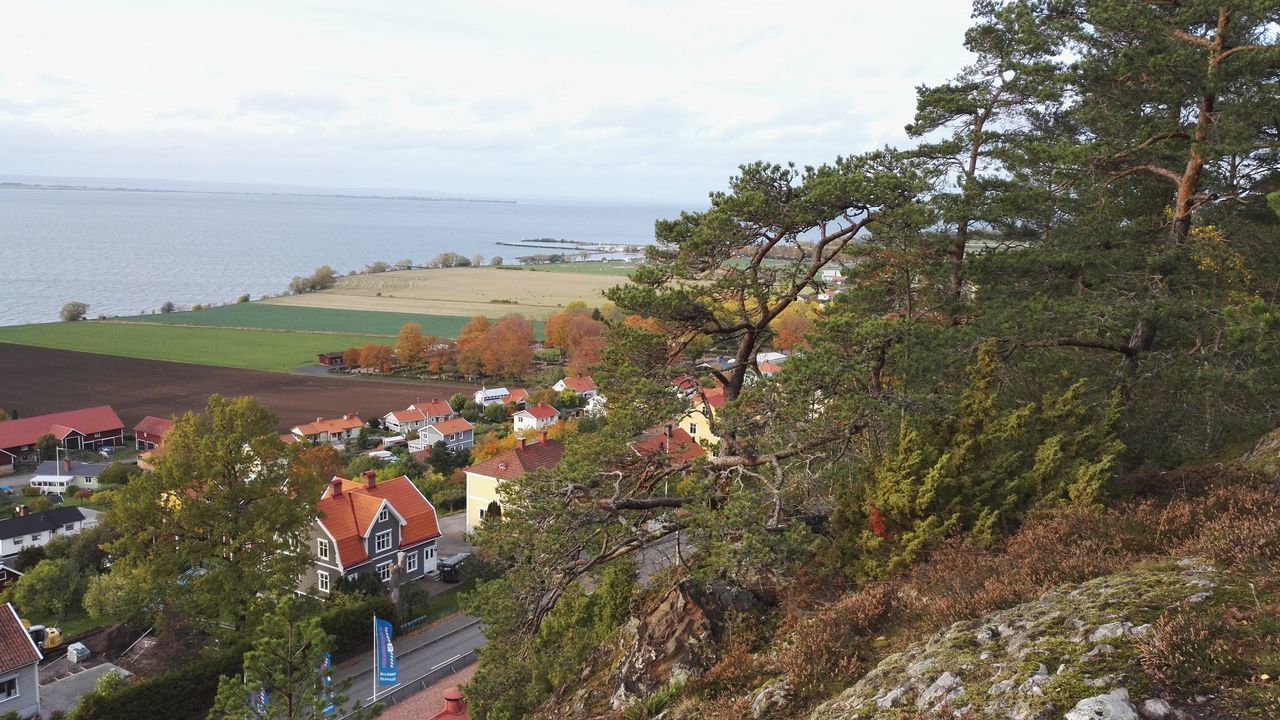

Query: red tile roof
[[317, 475, 441, 568], [519, 403, 559, 421], [429, 417, 474, 436], [293, 415, 363, 437], [697, 388, 726, 410], [671, 374, 699, 392], [465, 439, 565, 482], [0, 602, 42, 674], [133, 415, 174, 438], [632, 425, 705, 464], [0, 405, 124, 450], [280, 433, 299, 444], [559, 375, 597, 393], [506, 389, 530, 405]]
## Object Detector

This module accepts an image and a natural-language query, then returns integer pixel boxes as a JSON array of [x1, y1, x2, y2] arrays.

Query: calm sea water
[[0, 188, 684, 326]]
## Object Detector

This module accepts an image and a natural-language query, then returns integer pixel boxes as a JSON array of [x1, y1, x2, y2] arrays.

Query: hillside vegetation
[[458, 2, 1280, 718]]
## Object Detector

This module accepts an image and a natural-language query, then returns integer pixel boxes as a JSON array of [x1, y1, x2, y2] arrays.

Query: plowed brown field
[[0, 344, 472, 431]]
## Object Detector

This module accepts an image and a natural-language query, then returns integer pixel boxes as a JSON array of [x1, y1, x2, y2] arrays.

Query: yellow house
[[463, 435, 565, 532], [680, 388, 725, 447]]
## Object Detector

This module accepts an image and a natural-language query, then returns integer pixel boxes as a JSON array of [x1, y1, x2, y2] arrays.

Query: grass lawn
[[45, 607, 105, 640], [0, 322, 392, 373], [116, 303, 474, 338], [497, 262, 637, 277]]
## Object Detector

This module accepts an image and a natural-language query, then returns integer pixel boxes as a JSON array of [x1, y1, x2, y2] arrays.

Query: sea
[[0, 181, 686, 326]]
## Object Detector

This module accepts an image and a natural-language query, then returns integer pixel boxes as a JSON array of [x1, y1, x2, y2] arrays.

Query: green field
[[0, 322, 392, 372], [117, 303, 475, 338], [498, 262, 637, 277]]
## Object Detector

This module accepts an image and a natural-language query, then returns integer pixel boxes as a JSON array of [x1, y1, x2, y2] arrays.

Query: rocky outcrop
[[607, 580, 762, 709], [1239, 426, 1280, 479], [810, 560, 1218, 720]]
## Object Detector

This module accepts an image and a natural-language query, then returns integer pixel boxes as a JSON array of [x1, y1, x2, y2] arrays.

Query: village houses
[[382, 400, 456, 435], [291, 415, 363, 448], [0, 406, 125, 475], [0, 602, 42, 719], [512, 403, 560, 434], [464, 433, 565, 531]]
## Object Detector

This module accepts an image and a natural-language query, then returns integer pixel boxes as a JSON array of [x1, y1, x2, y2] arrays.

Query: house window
[[317, 539, 330, 561], [317, 571, 330, 593], [378, 508, 389, 523], [406, 551, 418, 573], [65, 524, 74, 532], [12, 538, 22, 547], [29, 534, 39, 542], [377, 562, 391, 582], [425, 546, 435, 561], [0, 676, 16, 700], [375, 530, 392, 553], [689, 422, 698, 435]]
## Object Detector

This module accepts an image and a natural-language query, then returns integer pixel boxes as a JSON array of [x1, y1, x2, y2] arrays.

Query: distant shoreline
[[0, 182, 516, 204]]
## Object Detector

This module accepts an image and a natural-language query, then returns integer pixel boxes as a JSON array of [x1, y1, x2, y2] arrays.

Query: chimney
[[442, 687, 466, 715], [664, 423, 673, 438], [363, 470, 377, 489], [539, 430, 549, 444], [316, 417, 323, 423], [64, 458, 72, 473], [330, 477, 343, 497], [15, 505, 25, 518], [517, 436, 526, 450]]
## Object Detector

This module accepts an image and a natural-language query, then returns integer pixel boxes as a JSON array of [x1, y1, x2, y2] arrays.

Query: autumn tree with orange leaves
[[359, 343, 393, 373], [456, 315, 492, 377], [396, 322, 432, 365], [342, 346, 362, 368]]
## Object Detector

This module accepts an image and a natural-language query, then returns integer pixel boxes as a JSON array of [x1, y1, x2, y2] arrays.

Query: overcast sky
[[1, 1, 976, 203]]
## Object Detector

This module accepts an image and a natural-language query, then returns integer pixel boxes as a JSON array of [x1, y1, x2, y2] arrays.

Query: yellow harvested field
[[261, 267, 624, 318]]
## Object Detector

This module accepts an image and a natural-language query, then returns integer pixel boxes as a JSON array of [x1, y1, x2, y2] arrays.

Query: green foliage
[[317, 592, 396, 661], [70, 644, 250, 720], [61, 301, 89, 322], [208, 597, 380, 720], [100, 395, 329, 638], [97, 462, 140, 486], [828, 342, 1122, 578], [464, 557, 638, 720], [6, 558, 87, 622], [36, 433, 58, 461]]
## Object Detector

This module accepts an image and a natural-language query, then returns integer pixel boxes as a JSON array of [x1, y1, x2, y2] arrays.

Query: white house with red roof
[[291, 415, 363, 448], [512, 403, 560, 434], [553, 375, 598, 398], [382, 400, 456, 434], [0, 602, 42, 718], [303, 470, 442, 595], [464, 433, 565, 531], [0, 406, 124, 475]]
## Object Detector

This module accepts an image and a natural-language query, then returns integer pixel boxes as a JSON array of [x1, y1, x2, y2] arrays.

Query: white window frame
[[29, 534, 39, 541], [377, 561, 391, 582], [374, 530, 392, 553], [0, 674, 17, 700], [378, 508, 389, 523], [425, 546, 435, 560], [64, 523, 74, 532], [317, 539, 330, 561], [405, 550, 418, 573], [688, 422, 698, 435], [317, 571, 330, 593]]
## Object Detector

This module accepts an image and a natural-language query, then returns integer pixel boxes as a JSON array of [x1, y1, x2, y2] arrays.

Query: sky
[[0, 1, 977, 203]]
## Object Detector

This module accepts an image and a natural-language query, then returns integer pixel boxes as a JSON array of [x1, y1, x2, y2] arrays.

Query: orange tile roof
[[559, 375, 597, 393], [465, 439, 565, 482], [506, 389, 530, 405], [413, 400, 455, 418], [389, 408, 426, 423], [0, 603, 41, 674], [759, 361, 783, 374], [428, 417, 474, 435], [317, 475, 441, 568], [519, 403, 560, 421], [697, 388, 726, 410], [294, 415, 363, 437], [280, 433, 299, 444], [632, 425, 705, 464]]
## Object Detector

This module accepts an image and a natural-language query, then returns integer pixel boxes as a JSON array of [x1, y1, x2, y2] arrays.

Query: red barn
[[0, 405, 125, 475], [133, 416, 174, 450]]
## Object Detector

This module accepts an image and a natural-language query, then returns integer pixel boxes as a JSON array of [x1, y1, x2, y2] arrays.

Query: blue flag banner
[[319, 651, 337, 716], [375, 617, 398, 685]]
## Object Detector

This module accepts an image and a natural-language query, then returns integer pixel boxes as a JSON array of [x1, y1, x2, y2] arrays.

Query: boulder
[[1064, 689, 1139, 720]]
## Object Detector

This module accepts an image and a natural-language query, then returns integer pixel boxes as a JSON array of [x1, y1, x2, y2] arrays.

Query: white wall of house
[[513, 412, 559, 433]]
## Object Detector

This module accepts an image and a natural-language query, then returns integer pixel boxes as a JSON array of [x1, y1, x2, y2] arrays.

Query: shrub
[[1136, 607, 1239, 694], [235, 294, 250, 303], [319, 593, 396, 661], [68, 643, 248, 720], [160, 301, 176, 314], [60, 301, 88, 321], [1177, 485, 1280, 571], [776, 584, 896, 700]]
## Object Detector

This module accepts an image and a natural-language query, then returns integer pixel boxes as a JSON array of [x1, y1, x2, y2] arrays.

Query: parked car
[[438, 552, 471, 583]]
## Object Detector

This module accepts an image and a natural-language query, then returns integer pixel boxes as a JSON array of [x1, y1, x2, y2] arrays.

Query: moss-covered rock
[[810, 560, 1221, 720]]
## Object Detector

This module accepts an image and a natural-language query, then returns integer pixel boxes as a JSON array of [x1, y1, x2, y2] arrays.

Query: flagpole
[[371, 614, 378, 703]]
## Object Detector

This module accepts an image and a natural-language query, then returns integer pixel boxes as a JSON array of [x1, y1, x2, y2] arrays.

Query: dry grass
[[263, 267, 624, 319]]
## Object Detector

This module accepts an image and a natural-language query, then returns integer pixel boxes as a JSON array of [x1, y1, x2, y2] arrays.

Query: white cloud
[[0, 0, 976, 202]]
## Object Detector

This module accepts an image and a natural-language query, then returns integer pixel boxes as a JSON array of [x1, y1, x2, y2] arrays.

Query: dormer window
[[375, 530, 392, 553], [379, 508, 389, 523], [317, 538, 330, 561]]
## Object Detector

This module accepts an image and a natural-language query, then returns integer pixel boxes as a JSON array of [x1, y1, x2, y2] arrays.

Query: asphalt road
[[334, 613, 486, 706]]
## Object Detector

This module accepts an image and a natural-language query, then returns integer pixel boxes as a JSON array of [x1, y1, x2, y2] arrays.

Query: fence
[[338, 650, 477, 718]]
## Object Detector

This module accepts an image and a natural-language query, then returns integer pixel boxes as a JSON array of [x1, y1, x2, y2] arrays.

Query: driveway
[[40, 663, 132, 716]]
